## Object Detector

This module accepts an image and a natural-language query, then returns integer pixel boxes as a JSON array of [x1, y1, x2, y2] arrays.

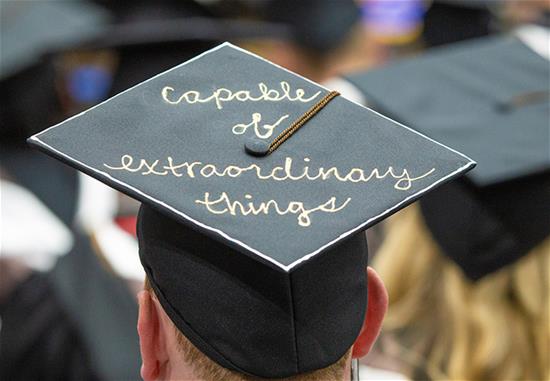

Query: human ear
[[352, 267, 388, 358], [137, 290, 162, 381]]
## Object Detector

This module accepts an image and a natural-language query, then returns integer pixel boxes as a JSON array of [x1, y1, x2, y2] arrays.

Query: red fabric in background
[[115, 216, 137, 237]]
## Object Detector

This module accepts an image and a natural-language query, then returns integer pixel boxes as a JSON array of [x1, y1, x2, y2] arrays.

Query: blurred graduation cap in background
[[0, 0, 109, 80], [29, 42, 474, 377], [422, 0, 495, 46], [74, 0, 292, 94], [258, 0, 361, 53], [0, 0, 109, 238], [345, 30, 550, 280]]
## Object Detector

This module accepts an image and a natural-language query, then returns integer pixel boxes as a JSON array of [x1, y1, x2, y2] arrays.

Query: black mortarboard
[[423, 0, 492, 47], [28, 43, 474, 377], [262, 0, 361, 52], [346, 34, 550, 280]]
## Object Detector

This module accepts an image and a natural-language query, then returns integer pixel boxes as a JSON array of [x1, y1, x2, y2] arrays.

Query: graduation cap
[[0, 0, 108, 80], [346, 33, 550, 280], [261, 0, 361, 52], [28, 43, 474, 377]]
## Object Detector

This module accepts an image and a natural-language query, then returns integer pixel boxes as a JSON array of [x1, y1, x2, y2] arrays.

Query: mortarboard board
[[346, 33, 550, 280], [28, 42, 474, 377]]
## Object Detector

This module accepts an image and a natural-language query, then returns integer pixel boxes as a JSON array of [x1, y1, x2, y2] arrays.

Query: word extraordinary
[[104, 154, 435, 191]]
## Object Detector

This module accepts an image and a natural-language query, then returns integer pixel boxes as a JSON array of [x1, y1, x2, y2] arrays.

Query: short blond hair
[[144, 279, 351, 381]]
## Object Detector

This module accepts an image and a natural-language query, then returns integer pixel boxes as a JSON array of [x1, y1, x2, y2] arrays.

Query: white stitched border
[[29, 42, 476, 271]]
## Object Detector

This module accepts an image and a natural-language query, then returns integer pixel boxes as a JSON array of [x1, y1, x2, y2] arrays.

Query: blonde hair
[[144, 279, 351, 381], [373, 204, 550, 381]]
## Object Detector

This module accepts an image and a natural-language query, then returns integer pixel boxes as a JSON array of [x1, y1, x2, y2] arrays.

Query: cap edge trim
[[28, 135, 475, 272], [28, 42, 477, 272]]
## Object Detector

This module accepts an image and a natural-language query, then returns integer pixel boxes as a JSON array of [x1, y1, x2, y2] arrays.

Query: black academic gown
[[0, 233, 141, 381]]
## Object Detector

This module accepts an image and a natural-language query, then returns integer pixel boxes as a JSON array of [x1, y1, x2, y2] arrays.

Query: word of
[[104, 154, 435, 191], [161, 81, 321, 110], [232, 113, 289, 139], [195, 192, 351, 227]]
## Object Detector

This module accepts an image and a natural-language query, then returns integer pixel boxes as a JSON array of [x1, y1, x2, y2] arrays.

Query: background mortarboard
[[260, 0, 361, 53], [29, 43, 474, 377], [0, 0, 108, 80], [346, 33, 550, 280], [422, 0, 493, 47]]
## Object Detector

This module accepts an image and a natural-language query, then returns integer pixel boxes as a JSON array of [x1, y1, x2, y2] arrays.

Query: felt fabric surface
[[419, 173, 550, 280], [346, 35, 549, 187], [29, 42, 474, 271]]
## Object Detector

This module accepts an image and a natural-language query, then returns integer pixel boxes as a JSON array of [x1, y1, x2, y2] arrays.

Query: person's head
[[374, 203, 549, 381], [137, 266, 387, 381], [136, 205, 389, 381]]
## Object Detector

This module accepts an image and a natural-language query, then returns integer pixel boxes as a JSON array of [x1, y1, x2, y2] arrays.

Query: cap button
[[244, 138, 270, 157]]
